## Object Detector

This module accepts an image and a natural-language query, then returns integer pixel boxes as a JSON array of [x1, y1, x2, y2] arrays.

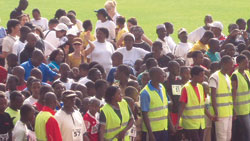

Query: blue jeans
[[142, 130, 168, 141]]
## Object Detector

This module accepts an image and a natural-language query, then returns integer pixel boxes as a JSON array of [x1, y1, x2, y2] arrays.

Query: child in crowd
[[85, 81, 96, 97], [23, 79, 41, 105], [12, 66, 27, 91], [84, 98, 100, 141], [79, 63, 89, 80], [70, 67, 79, 81], [57, 63, 74, 90], [5, 75, 19, 101], [115, 16, 127, 47], [6, 54, 18, 73], [180, 66, 191, 85], [0, 92, 14, 141], [94, 79, 108, 106]]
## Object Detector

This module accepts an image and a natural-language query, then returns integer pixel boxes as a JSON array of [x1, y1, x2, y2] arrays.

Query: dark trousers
[[142, 130, 168, 141], [184, 128, 204, 141]]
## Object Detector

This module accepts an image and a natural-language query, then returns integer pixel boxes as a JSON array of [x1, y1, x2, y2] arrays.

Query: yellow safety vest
[[210, 71, 233, 117], [245, 70, 250, 113], [181, 82, 205, 129], [141, 83, 168, 132], [35, 111, 53, 141], [101, 99, 130, 141]]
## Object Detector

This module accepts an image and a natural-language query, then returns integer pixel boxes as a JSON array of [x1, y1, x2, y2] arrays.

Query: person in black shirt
[[20, 33, 37, 64], [0, 92, 14, 141], [143, 41, 171, 68], [130, 26, 151, 52], [10, 0, 28, 19]]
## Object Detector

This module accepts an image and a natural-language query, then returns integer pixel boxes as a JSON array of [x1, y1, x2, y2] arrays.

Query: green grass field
[[1, 0, 250, 41]]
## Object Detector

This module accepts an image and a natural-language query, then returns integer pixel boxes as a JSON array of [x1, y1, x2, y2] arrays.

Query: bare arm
[[98, 124, 106, 141], [176, 102, 186, 128], [142, 111, 155, 141]]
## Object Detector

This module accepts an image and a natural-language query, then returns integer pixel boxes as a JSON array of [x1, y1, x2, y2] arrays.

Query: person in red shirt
[[34, 85, 54, 111], [176, 66, 213, 141], [0, 66, 7, 83], [84, 98, 100, 141], [12, 66, 27, 91], [35, 92, 62, 141]]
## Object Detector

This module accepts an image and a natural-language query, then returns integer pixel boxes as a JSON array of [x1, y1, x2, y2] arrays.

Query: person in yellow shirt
[[189, 30, 214, 53], [115, 16, 128, 47]]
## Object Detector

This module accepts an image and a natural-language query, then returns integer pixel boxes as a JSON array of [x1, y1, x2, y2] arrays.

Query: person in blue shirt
[[205, 38, 221, 63], [48, 48, 65, 73], [21, 49, 59, 82]]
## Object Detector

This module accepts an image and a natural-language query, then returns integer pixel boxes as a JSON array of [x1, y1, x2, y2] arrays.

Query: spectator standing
[[31, 8, 49, 31]]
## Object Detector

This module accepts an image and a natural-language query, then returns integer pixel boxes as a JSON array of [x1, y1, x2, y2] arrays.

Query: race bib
[[172, 85, 182, 95], [0, 133, 9, 141], [72, 128, 82, 141], [128, 125, 136, 137]]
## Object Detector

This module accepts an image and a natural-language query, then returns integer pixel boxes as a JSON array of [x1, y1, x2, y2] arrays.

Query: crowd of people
[[1, 0, 250, 141]]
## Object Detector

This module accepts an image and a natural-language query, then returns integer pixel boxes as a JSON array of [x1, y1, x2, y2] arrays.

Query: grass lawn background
[[1, 0, 250, 41]]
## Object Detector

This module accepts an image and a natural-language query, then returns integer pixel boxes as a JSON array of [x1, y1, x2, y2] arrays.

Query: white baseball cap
[[66, 28, 77, 36], [208, 21, 223, 31], [54, 23, 68, 31], [123, 32, 135, 41], [156, 24, 166, 30], [59, 16, 73, 26]]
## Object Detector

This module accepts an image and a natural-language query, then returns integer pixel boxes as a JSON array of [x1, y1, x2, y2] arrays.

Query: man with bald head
[[12, 66, 26, 91], [35, 92, 62, 141], [21, 49, 59, 82], [20, 32, 38, 63], [205, 38, 221, 62], [188, 15, 213, 43]]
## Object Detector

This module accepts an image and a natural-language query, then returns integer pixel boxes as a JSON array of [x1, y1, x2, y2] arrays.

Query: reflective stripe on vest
[[101, 100, 130, 141], [35, 111, 53, 141], [210, 71, 233, 117], [232, 70, 250, 115], [141, 83, 168, 132], [181, 82, 206, 129]]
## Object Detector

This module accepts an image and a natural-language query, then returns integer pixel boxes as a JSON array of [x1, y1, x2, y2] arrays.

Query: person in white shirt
[[95, 8, 116, 42], [56, 63, 74, 90], [55, 90, 88, 141], [164, 22, 176, 52], [78, 68, 102, 85], [155, 24, 171, 55], [67, 10, 84, 32], [44, 23, 68, 48], [12, 104, 36, 141], [116, 33, 149, 67], [87, 27, 115, 73], [174, 28, 193, 66], [12, 26, 31, 64], [31, 8, 48, 31], [43, 19, 59, 37], [188, 15, 213, 43], [23, 79, 41, 105], [104, 0, 121, 24]]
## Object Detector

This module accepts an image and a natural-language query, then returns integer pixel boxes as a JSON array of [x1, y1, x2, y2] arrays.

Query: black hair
[[241, 50, 250, 60], [220, 55, 232, 65], [7, 19, 20, 34], [67, 14, 75, 21], [127, 17, 137, 25], [168, 60, 179, 68], [116, 16, 126, 25], [149, 67, 162, 79], [164, 22, 173, 29], [82, 20, 92, 31], [145, 58, 158, 70], [79, 63, 89, 71], [20, 104, 33, 118], [237, 43, 246, 54], [96, 27, 109, 38], [52, 80, 63, 88], [27, 76, 36, 88], [21, 90, 31, 99], [105, 86, 119, 103], [20, 26, 31, 36], [203, 30, 214, 38], [111, 52, 123, 60], [89, 61, 99, 69], [236, 18, 246, 25], [7, 75, 19, 84], [117, 64, 130, 77], [236, 54, 247, 64], [32, 8, 40, 14], [86, 81, 95, 89], [10, 91, 22, 102], [54, 9, 66, 19], [7, 53, 18, 62], [125, 86, 137, 97], [93, 64, 105, 75], [68, 10, 76, 16], [192, 50, 203, 58], [152, 41, 163, 50], [180, 66, 190, 74], [95, 79, 107, 90], [191, 66, 204, 77], [224, 43, 235, 50], [31, 78, 41, 85], [49, 48, 63, 62], [40, 85, 53, 97], [88, 68, 100, 77], [127, 80, 139, 88], [49, 18, 59, 25]]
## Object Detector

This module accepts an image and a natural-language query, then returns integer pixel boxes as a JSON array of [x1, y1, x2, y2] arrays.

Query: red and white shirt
[[83, 111, 99, 141]]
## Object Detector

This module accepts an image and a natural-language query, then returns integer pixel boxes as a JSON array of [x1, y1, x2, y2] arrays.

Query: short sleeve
[[46, 65, 57, 79], [2, 38, 11, 52], [209, 76, 218, 89], [140, 89, 150, 112], [179, 87, 188, 103]]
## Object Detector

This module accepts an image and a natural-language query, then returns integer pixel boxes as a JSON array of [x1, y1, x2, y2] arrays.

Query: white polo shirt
[[55, 109, 86, 141]]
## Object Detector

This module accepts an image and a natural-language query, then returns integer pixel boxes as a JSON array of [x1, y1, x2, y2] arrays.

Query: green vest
[[35, 111, 53, 141], [210, 71, 233, 117], [101, 99, 130, 141], [181, 82, 205, 129], [245, 70, 250, 113], [141, 83, 168, 132], [5, 107, 20, 125]]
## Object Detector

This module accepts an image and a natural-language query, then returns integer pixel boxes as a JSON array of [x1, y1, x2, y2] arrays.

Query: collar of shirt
[[86, 111, 96, 119], [42, 106, 56, 115], [148, 80, 162, 91]]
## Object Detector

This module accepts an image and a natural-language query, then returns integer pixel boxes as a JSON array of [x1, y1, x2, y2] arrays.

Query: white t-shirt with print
[[31, 17, 49, 31]]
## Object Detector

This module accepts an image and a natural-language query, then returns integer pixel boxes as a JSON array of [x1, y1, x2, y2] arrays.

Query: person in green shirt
[[5, 91, 24, 125]]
